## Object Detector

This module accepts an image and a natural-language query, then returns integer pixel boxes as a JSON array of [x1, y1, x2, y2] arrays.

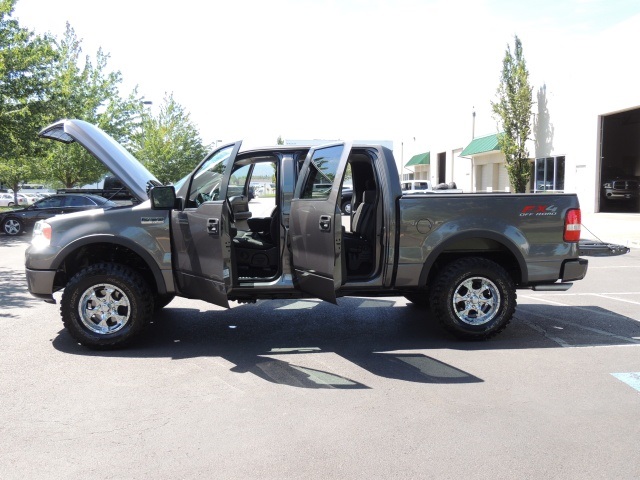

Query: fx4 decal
[[519, 205, 558, 216]]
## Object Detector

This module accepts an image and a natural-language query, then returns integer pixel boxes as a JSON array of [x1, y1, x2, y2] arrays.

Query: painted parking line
[[591, 293, 640, 305], [611, 372, 640, 393]]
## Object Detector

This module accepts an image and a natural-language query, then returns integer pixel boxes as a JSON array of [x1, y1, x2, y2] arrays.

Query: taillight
[[564, 208, 581, 242]]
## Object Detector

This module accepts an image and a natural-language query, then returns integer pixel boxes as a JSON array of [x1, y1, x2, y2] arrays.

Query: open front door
[[171, 142, 242, 307], [289, 143, 352, 303]]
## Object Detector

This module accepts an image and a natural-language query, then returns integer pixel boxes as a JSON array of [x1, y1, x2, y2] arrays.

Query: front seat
[[232, 206, 280, 277]]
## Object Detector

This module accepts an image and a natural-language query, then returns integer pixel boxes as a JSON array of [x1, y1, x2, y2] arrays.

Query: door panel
[[172, 202, 232, 307], [289, 143, 351, 303], [171, 142, 242, 307]]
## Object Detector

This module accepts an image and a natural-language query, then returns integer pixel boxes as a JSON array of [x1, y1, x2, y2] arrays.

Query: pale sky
[[12, 0, 640, 152]]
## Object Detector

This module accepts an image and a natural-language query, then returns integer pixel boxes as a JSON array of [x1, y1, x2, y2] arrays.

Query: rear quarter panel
[[394, 193, 581, 287]]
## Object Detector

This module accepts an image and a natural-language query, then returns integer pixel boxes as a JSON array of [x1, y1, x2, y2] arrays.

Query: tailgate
[[579, 240, 630, 257]]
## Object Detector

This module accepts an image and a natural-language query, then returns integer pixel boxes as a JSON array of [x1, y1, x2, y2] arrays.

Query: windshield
[[186, 145, 234, 207]]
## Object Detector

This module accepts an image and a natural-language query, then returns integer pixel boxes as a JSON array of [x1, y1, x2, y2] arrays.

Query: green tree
[[132, 93, 208, 184], [0, 0, 57, 197], [41, 23, 144, 187], [491, 35, 534, 193]]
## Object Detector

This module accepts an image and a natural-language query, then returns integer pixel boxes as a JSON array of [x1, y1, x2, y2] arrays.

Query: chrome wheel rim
[[452, 276, 501, 325], [78, 283, 131, 334], [3, 219, 21, 235]]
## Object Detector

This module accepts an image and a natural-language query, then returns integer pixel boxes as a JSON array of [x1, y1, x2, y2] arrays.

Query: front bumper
[[604, 189, 639, 200], [25, 268, 57, 303]]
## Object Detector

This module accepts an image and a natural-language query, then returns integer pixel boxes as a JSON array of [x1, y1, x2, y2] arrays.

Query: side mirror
[[149, 185, 176, 210]]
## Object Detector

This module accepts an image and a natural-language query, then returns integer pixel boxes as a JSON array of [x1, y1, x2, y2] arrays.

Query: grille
[[612, 180, 638, 190]]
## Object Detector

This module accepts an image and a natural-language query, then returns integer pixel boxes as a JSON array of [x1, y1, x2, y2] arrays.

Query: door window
[[300, 145, 344, 199], [64, 196, 94, 207], [35, 196, 64, 208], [186, 145, 235, 206]]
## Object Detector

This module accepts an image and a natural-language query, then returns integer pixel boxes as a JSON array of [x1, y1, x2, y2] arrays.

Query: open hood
[[38, 119, 160, 202]]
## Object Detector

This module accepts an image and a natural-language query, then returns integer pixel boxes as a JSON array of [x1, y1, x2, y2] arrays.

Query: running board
[[531, 283, 573, 292]]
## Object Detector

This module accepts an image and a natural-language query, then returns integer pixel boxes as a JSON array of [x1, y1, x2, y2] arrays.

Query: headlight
[[603, 182, 612, 189], [31, 221, 52, 248]]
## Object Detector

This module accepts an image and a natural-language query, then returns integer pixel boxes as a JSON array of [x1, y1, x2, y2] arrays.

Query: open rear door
[[289, 143, 352, 303]]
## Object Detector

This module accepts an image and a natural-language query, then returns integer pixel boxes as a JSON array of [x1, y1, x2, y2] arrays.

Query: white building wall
[[471, 152, 505, 192], [527, 15, 640, 212], [452, 148, 472, 192], [413, 165, 430, 181], [497, 163, 510, 192]]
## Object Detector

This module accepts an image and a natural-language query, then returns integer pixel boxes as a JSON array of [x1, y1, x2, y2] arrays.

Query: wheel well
[[424, 237, 523, 288], [53, 243, 159, 293]]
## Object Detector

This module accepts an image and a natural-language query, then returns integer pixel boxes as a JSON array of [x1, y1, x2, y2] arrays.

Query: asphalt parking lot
[[1, 232, 639, 479]]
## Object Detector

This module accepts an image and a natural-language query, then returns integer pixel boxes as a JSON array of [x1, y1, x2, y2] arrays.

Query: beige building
[[404, 15, 640, 214]]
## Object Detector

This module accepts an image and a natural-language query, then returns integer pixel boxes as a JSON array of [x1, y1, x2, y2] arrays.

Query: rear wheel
[[2, 217, 23, 235], [61, 263, 153, 349], [429, 257, 516, 339]]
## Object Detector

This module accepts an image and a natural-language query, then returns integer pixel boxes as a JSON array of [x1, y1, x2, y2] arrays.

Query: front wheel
[[429, 257, 516, 339], [61, 263, 153, 349]]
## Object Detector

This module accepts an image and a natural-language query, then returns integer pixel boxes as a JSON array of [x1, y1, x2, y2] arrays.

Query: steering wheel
[[195, 192, 210, 206]]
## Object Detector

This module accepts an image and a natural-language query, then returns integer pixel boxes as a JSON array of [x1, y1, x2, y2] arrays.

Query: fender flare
[[51, 234, 170, 295], [417, 230, 529, 287]]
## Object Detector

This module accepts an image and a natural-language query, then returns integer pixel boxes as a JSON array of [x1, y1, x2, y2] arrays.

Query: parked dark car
[[0, 194, 116, 236]]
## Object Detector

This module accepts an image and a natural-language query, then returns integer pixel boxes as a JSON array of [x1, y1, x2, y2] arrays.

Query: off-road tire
[[429, 257, 516, 339], [61, 263, 153, 349]]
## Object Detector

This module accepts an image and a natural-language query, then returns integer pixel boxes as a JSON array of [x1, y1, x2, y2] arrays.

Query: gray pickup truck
[[26, 119, 590, 349]]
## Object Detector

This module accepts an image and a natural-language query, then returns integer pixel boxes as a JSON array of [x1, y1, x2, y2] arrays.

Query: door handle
[[319, 215, 331, 232], [207, 218, 220, 235]]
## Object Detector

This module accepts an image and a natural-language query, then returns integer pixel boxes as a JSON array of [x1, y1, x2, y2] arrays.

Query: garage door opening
[[598, 107, 640, 213]]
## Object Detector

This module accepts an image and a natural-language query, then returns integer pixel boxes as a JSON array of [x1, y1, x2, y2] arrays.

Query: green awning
[[405, 151, 430, 167], [461, 133, 501, 156]]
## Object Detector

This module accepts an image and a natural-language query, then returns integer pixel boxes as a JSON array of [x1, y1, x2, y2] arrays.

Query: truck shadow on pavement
[[51, 297, 640, 389]]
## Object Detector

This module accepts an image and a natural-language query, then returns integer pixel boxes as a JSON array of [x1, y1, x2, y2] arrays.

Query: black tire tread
[[60, 262, 153, 349], [429, 257, 516, 340]]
